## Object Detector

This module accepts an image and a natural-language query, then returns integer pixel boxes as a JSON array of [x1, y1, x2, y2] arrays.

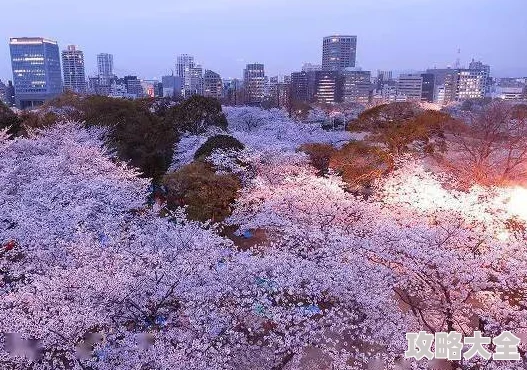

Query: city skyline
[[1, 0, 527, 82]]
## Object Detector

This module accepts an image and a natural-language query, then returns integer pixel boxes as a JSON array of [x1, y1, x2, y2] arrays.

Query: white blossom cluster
[[1, 109, 526, 369]]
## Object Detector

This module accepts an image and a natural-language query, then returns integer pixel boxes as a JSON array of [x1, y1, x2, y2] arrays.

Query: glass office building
[[322, 35, 357, 71], [9, 37, 63, 109]]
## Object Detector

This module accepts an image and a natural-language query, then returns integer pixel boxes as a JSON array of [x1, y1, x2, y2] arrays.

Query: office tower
[[457, 69, 486, 100], [176, 54, 195, 97], [123, 75, 143, 98], [223, 78, 244, 106], [322, 35, 357, 71], [314, 71, 343, 104], [190, 65, 204, 96], [426, 68, 458, 104], [377, 70, 393, 82], [244, 63, 266, 105], [420, 73, 435, 103], [162, 74, 183, 98], [268, 76, 290, 108], [375, 70, 393, 90], [61, 45, 86, 93], [468, 59, 491, 95], [290, 71, 317, 103], [97, 53, 114, 83], [97, 53, 113, 76], [203, 70, 223, 99], [397, 74, 424, 101], [9, 37, 63, 109], [342, 68, 371, 104]]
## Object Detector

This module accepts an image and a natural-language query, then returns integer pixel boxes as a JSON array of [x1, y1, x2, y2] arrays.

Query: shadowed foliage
[[0, 101, 22, 137], [299, 143, 337, 176], [165, 95, 228, 134], [350, 103, 452, 155], [163, 161, 241, 222], [329, 141, 393, 191], [194, 135, 245, 160]]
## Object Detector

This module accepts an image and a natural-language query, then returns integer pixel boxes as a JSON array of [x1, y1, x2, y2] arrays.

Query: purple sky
[[2, 0, 527, 81]]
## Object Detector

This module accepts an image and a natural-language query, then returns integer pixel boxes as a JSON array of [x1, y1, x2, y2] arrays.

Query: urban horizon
[[3, 33, 526, 109], [2, 33, 527, 83]]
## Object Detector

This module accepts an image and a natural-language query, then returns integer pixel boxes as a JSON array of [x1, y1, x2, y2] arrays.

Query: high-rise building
[[290, 71, 317, 103], [190, 65, 204, 96], [314, 71, 343, 104], [342, 68, 371, 104], [97, 53, 114, 84], [123, 75, 143, 98], [268, 76, 291, 108], [244, 63, 266, 105], [322, 35, 357, 71], [456, 69, 486, 100], [176, 54, 195, 97], [397, 74, 424, 101], [9, 37, 63, 109], [420, 73, 435, 103], [61, 45, 86, 93], [162, 74, 183, 98], [223, 78, 244, 106], [203, 70, 223, 99], [468, 59, 491, 95], [426, 68, 458, 104]]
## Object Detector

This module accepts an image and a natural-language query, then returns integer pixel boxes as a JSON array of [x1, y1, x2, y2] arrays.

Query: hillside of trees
[[1, 95, 527, 369]]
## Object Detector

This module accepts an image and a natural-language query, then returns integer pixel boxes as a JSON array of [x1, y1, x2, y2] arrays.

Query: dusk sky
[[2, 0, 526, 81]]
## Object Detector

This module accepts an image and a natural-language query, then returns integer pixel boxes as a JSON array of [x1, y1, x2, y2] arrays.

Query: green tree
[[349, 103, 452, 155], [80, 96, 177, 180], [350, 102, 419, 131], [329, 142, 393, 192], [165, 96, 228, 134], [0, 101, 21, 137], [194, 135, 244, 160], [163, 161, 241, 222], [298, 143, 337, 176]]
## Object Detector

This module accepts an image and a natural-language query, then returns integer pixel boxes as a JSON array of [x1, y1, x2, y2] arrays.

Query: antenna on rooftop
[[455, 48, 461, 69]]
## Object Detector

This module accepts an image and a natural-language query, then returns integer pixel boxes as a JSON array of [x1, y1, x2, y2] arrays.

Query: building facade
[[244, 63, 266, 105], [469, 59, 491, 95], [290, 71, 317, 103], [397, 74, 423, 101], [322, 35, 357, 71], [456, 69, 486, 100], [314, 71, 343, 104], [62, 45, 86, 93], [161, 75, 183, 98], [420, 73, 435, 102], [9, 37, 63, 109], [97, 53, 114, 84], [190, 65, 204, 96], [123, 75, 143, 98], [342, 68, 371, 104], [203, 70, 223, 99], [426, 68, 458, 104], [176, 54, 195, 97]]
